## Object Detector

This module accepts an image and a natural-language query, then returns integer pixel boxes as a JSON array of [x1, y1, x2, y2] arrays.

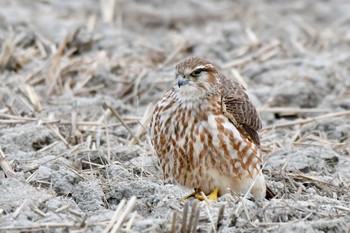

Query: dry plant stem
[[12, 200, 27, 218], [70, 102, 77, 142], [87, 151, 94, 176], [281, 153, 294, 171], [191, 204, 200, 233], [334, 205, 350, 212], [81, 160, 105, 168], [105, 115, 111, 160], [54, 120, 135, 127], [0, 108, 8, 113], [216, 205, 225, 230], [103, 103, 142, 145], [100, 0, 117, 23], [103, 199, 126, 233], [180, 201, 201, 233], [18, 84, 42, 112], [74, 84, 105, 95], [18, 95, 35, 112], [293, 17, 318, 38], [125, 212, 137, 231], [87, 14, 97, 32], [239, 197, 252, 225], [47, 124, 69, 147], [26, 170, 38, 182], [158, 39, 185, 69], [55, 204, 71, 213], [0, 119, 28, 124], [91, 108, 112, 129], [259, 49, 278, 61], [187, 202, 197, 232], [235, 164, 267, 216], [258, 107, 332, 113], [0, 223, 80, 231], [171, 212, 177, 233], [73, 74, 94, 92], [199, 194, 217, 233], [0, 39, 13, 67], [132, 69, 147, 104], [46, 34, 68, 96], [287, 172, 337, 186], [246, 27, 260, 45], [0, 147, 15, 177], [69, 209, 82, 217], [23, 145, 81, 173], [110, 196, 137, 233], [36, 141, 60, 153], [222, 40, 281, 68], [250, 201, 272, 222], [129, 103, 153, 145], [231, 68, 248, 89], [30, 204, 46, 217], [181, 202, 189, 233], [263, 110, 350, 130]]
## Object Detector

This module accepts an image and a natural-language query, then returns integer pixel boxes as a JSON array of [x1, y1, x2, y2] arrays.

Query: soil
[[0, 0, 350, 232]]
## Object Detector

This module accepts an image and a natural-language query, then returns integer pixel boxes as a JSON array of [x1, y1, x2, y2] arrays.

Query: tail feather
[[266, 185, 276, 200]]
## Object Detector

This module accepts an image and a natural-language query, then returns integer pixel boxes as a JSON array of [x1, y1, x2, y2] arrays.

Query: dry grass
[[0, 0, 350, 232]]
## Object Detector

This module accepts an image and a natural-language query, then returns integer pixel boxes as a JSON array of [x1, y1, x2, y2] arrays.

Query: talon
[[180, 188, 201, 200], [206, 188, 219, 202], [181, 188, 219, 202], [194, 193, 205, 201], [180, 192, 195, 200]]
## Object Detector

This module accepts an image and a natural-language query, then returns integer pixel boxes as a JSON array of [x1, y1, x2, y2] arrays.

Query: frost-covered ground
[[1, 0, 350, 232]]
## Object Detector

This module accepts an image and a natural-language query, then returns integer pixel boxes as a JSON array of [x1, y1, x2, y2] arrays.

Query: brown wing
[[220, 75, 262, 146]]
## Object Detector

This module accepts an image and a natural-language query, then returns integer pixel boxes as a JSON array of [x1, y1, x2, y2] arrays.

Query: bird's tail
[[266, 185, 276, 200]]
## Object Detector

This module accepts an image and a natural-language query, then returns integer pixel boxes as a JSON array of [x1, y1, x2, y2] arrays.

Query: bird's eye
[[191, 68, 203, 77]]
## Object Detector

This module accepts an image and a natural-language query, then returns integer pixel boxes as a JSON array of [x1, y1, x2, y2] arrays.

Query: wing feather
[[220, 75, 262, 146]]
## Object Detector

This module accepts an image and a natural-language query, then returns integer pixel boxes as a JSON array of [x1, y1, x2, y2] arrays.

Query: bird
[[149, 56, 267, 201]]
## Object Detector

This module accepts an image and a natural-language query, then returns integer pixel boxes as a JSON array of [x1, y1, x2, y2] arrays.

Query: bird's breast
[[150, 92, 261, 185]]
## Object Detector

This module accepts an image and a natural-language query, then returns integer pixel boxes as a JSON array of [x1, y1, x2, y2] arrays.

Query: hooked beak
[[177, 76, 189, 87]]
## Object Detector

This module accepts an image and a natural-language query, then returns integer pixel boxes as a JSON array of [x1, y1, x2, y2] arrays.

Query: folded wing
[[220, 75, 262, 146]]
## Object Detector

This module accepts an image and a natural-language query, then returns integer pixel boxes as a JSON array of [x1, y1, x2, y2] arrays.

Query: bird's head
[[174, 57, 220, 101]]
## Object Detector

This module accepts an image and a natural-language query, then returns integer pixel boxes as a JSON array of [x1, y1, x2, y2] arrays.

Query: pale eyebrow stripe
[[194, 65, 205, 70]]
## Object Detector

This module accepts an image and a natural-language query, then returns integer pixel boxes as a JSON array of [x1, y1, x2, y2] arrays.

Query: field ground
[[1, 0, 350, 232]]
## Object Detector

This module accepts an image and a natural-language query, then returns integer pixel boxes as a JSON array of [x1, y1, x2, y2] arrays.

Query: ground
[[0, 0, 350, 232]]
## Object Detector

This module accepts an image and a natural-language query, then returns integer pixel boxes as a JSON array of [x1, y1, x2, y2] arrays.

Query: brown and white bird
[[150, 57, 267, 201]]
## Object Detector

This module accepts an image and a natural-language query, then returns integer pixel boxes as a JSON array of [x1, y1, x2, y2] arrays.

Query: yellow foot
[[205, 188, 219, 202]]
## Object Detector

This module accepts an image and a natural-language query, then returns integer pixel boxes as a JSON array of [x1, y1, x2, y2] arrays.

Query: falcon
[[150, 57, 267, 201]]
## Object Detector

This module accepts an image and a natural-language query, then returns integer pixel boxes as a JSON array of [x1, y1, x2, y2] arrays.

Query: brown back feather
[[220, 75, 262, 146]]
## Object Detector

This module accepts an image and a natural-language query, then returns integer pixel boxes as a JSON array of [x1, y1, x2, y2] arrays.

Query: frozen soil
[[0, 0, 350, 232]]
